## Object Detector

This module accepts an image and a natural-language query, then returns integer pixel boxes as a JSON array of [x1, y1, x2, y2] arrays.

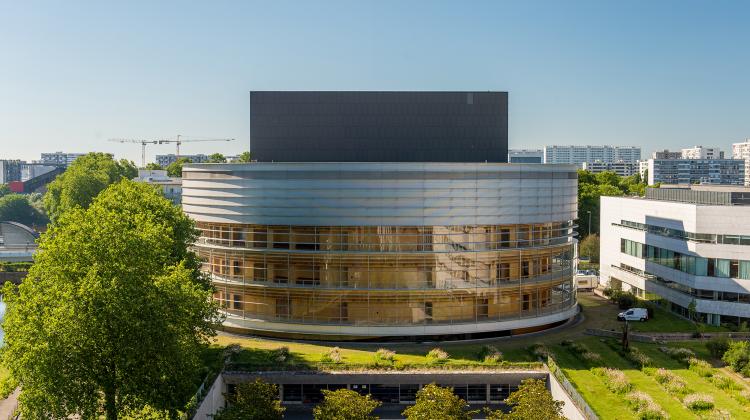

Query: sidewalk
[[0, 388, 19, 419]]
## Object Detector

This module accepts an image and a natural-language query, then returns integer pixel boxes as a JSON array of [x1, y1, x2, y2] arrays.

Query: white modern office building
[[182, 162, 579, 340], [600, 186, 750, 327], [543, 145, 641, 167], [681, 146, 724, 160], [508, 149, 543, 163], [135, 169, 182, 205], [581, 161, 638, 177], [155, 154, 210, 167], [731, 139, 750, 186], [646, 158, 744, 185], [39, 152, 85, 167]]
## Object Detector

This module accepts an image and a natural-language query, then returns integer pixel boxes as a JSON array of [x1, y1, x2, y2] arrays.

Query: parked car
[[617, 307, 649, 322]]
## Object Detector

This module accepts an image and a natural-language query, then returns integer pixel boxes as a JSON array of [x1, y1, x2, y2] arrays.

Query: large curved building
[[182, 162, 579, 340]]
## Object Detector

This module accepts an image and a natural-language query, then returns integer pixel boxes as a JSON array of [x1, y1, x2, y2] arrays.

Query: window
[[276, 298, 290, 319], [497, 263, 511, 281], [521, 261, 530, 277], [499, 229, 511, 248], [424, 302, 433, 323], [233, 294, 242, 310], [253, 262, 266, 282], [477, 298, 489, 320], [340, 302, 348, 322]]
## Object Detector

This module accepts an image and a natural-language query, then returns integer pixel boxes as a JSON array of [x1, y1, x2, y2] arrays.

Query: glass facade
[[621, 238, 750, 279], [195, 222, 577, 328], [617, 220, 750, 245]]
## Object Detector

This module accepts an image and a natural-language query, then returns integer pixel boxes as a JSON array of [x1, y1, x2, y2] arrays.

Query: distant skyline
[[1, 1, 749, 164]]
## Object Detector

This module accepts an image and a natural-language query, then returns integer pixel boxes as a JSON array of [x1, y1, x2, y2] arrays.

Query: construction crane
[[158, 135, 235, 157], [108, 138, 160, 167]]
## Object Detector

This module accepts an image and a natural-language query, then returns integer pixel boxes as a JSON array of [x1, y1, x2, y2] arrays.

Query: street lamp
[[586, 210, 592, 237]]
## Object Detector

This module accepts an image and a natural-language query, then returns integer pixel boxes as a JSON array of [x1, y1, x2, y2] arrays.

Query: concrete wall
[[192, 374, 225, 420], [547, 370, 587, 420]]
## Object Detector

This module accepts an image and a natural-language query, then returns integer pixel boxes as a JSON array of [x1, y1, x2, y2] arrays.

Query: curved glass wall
[[195, 222, 577, 327]]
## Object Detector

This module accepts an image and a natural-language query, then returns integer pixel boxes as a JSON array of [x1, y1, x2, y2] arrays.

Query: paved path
[[0, 388, 19, 419]]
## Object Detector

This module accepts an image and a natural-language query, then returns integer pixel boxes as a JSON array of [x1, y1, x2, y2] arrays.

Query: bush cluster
[[321, 347, 342, 364], [270, 347, 290, 363], [682, 393, 714, 411], [478, 345, 503, 364], [658, 346, 695, 363], [687, 358, 713, 378], [625, 391, 669, 420], [530, 343, 550, 360], [592, 367, 632, 394], [647, 368, 690, 395], [722, 340, 750, 376], [706, 337, 730, 359], [426, 348, 449, 363], [374, 348, 396, 364], [561, 341, 602, 365], [707, 373, 742, 391]]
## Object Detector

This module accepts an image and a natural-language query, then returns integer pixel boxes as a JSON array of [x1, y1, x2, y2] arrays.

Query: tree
[[0, 184, 10, 198], [0, 194, 48, 227], [236, 151, 252, 163], [723, 341, 750, 376], [485, 378, 564, 420], [313, 389, 380, 420], [1, 180, 218, 419], [579, 234, 599, 263], [43, 152, 138, 221], [145, 163, 163, 170], [166, 157, 192, 178], [214, 379, 285, 420], [577, 169, 636, 237], [402, 384, 477, 420], [208, 153, 227, 163]]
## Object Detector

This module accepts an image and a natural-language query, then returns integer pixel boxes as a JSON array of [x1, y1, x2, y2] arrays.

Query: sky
[[1, 0, 749, 164]]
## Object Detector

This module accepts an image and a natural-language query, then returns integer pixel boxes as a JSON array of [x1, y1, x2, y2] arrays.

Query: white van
[[617, 308, 649, 322]]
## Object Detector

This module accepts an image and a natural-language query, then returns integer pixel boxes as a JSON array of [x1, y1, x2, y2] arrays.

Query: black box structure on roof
[[250, 91, 508, 162]]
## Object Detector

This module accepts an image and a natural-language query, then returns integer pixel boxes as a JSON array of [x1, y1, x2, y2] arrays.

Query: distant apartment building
[[731, 139, 750, 186], [543, 145, 641, 167], [582, 161, 638, 177], [681, 146, 724, 160], [601, 186, 750, 327], [0, 160, 23, 184], [155, 154, 210, 167], [646, 158, 744, 185], [508, 149, 543, 163], [135, 169, 181, 205], [39, 152, 85, 167], [21, 163, 57, 182], [651, 149, 682, 160]]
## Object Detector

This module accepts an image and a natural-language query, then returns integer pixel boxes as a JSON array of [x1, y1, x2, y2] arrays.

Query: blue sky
[[1, 1, 749, 163]]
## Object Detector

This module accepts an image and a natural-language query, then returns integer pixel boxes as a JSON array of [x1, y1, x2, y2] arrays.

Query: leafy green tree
[[166, 157, 192, 178], [595, 171, 620, 187], [0, 184, 10, 198], [214, 379, 285, 420], [579, 233, 600, 263], [723, 341, 750, 376], [145, 162, 163, 170], [577, 170, 633, 237], [44, 152, 138, 221], [485, 378, 564, 420], [1, 180, 218, 419], [0, 194, 48, 227], [313, 389, 381, 420], [402, 384, 477, 420], [236, 151, 252, 162], [208, 153, 227, 163]]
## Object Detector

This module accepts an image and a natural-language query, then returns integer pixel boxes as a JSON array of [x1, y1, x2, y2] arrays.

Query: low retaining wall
[[585, 328, 750, 342], [191, 374, 225, 419], [546, 357, 598, 420]]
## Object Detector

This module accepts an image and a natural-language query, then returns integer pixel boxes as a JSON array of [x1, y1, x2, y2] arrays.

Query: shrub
[[402, 384, 476, 420], [617, 292, 637, 309], [530, 343, 550, 359], [563, 341, 602, 365], [683, 393, 714, 411], [270, 346, 290, 363], [722, 340, 750, 375], [708, 373, 743, 391], [650, 368, 689, 395], [478, 345, 503, 364], [214, 379, 285, 420], [592, 367, 633, 394], [313, 388, 381, 420], [321, 347, 342, 364], [426, 348, 449, 363], [687, 358, 713, 378], [658, 346, 695, 363], [625, 391, 669, 420], [627, 348, 653, 368], [374, 348, 396, 364], [734, 390, 750, 406], [706, 337, 730, 359]]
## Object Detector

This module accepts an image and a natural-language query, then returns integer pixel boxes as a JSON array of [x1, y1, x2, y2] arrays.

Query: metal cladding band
[[182, 162, 579, 340]]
